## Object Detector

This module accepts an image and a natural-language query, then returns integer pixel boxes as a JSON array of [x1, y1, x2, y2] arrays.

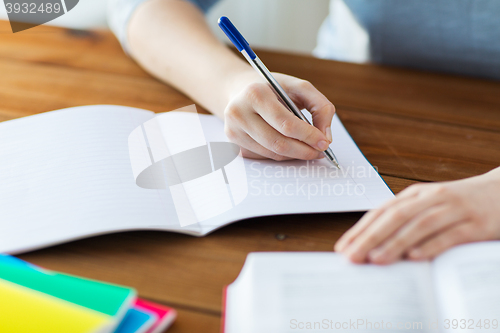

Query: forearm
[[127, 0, 252, 117], [124, 0, 335, 162]]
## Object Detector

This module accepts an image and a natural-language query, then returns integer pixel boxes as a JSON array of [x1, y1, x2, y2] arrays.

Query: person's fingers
[[237, 112, 324, 161], [245, 83, 330, 151], [334, 187, 423, 252], [280, 78, 336, 140], [342, 194, 445, 263], [394, 183, 428, 200], [367, 204, 464, 264], [239, 148, 270, 160], [225, 126, 294, 161], [334, 208, 387, 252], [240, 148, 293, 161], [406, 222, 480, 260]]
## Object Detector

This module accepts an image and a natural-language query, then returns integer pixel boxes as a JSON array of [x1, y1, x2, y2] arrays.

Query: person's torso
[[318, 0, 500, 80]]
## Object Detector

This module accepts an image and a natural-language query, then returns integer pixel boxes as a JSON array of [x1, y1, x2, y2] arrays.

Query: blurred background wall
[[207, 0, 330, 54], [0, 0, 330, 54]]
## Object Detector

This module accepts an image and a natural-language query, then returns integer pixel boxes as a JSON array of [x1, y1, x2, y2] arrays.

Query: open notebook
[[224, 242, 500, 333], [0, 105, 393, 254]]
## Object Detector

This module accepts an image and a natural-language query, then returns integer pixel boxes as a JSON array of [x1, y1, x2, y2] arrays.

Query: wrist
[[206, 63, 256, 119], [224, 67, 261, 102]]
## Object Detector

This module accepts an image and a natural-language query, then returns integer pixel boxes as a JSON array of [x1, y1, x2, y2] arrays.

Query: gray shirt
[[108, 0, 500, 80]]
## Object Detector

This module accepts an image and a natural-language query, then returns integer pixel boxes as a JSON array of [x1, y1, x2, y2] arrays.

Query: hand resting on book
[[335, 166, 500, 264]]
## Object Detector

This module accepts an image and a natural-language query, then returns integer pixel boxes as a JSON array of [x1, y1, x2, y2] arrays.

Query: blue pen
[[218, 16, 340, 168]]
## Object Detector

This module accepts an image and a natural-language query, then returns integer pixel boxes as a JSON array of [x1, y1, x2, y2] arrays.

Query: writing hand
[[223, 70, 335, 161]]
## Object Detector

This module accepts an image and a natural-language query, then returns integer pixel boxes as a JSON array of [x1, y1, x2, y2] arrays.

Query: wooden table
[[1, 21, 499, 332]]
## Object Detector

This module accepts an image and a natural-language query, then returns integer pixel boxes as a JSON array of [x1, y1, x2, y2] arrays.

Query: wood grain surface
[[1, 21, 498, 333]]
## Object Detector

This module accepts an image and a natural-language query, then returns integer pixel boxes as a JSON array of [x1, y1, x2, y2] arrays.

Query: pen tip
[[323, 149, 341, 169], [327, 158, 340, 169]]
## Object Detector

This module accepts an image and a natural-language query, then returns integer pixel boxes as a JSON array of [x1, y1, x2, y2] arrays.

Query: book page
[[150, 112, 394, 233], [432, 241, 500, 332], [0, 105, 200, 254], [225, 252, 438, 333]]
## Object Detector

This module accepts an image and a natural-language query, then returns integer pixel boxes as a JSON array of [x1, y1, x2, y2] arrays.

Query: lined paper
[[0, 106, 394, 254]]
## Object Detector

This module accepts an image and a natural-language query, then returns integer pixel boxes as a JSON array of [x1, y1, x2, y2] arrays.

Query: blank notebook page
[[0, 106, 188, 253], [0, 106, 394, 253], [191, 112, 395, 232]]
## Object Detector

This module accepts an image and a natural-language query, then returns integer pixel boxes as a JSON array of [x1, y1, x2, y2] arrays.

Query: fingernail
[[344, 246, 363, 263], [317, 140, 329, 151], [368, 249, 387, 263], [409, 248, 423, 259], [334, 241, 345, 252], [342, 245, 353, 256], [325, 127, 332, 142]]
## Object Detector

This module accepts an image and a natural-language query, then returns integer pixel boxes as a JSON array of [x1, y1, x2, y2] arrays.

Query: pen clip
[[218, 16, 257, 60]]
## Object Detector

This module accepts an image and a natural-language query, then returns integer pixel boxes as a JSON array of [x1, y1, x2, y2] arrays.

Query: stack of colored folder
[[0, 254, 176, 333]]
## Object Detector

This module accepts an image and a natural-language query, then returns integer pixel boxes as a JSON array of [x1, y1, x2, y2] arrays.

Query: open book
[[224, 242, 500, 333], [0, 105, 393, 254]]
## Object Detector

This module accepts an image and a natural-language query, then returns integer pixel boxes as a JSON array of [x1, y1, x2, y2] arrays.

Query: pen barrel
[[241, 50, 340, 168]]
